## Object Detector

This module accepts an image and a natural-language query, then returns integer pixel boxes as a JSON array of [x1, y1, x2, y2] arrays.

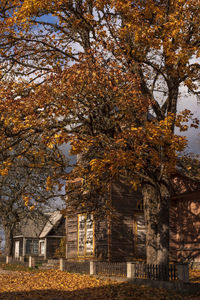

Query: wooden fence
[[5, 256, 47, 268], [4, 256, 189, 282], [61, 261, 90, 274], [0, 256, 6, 263], [59, 260, 189, 282], [95, 262, 127, 277], [129, 263, 177, 281]]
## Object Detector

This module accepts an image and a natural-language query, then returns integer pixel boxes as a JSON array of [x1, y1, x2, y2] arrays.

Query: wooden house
[[65, 175, 200, 263], [13, 213, 47, 259], [12, 211, 65, 259], [66, 180, 147, 262]]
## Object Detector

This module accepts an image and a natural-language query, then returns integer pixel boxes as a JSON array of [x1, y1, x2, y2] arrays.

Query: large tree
[[0, 0, 199, 265]]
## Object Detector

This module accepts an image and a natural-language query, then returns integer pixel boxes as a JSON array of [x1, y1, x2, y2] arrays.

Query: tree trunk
[[4, 226, 13, 256], [142, 182, 170, 266]]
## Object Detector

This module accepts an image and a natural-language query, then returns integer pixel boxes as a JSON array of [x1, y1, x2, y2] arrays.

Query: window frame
[[77, 213, 95, 258]]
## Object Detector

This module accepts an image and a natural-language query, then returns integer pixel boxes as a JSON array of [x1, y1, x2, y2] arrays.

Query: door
[[39, 241, 45, 255], [15, 241, 20, 258]]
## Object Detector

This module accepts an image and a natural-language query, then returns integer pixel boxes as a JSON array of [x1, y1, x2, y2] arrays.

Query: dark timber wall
[[46, 237, 61, 258], [110, 181, 144, 261], [66, 216, 78, 259], [45, 217, 66, 258], [170, 191, 200, 263], [48, 217, 66, 237], [66, 181, 145, 261]]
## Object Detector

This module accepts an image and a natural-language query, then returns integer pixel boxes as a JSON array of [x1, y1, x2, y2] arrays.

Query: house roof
[[39, 211, 63, 238], [13, 213, 48, 238]]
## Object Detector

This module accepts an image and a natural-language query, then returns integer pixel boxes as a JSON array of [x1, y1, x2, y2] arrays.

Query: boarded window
[[78, 214, 94, 257]]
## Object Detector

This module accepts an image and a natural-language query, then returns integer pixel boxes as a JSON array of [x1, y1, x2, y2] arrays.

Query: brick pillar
[[176, 263, 189, 283], [127, 262, 136, 279], [90, 261, 96, 275]]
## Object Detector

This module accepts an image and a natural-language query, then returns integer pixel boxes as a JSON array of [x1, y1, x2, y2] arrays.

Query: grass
[[0, 263, 42, 272]]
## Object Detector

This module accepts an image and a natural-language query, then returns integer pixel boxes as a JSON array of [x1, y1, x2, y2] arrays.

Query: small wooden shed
[[39, 211, 65, 259]]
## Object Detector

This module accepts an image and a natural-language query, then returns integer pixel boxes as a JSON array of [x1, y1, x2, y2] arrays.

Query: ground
[[0, 267, 199, 299]]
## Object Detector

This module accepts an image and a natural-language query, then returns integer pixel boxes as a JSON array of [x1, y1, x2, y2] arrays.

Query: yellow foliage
[[0, 269, 199, 299]]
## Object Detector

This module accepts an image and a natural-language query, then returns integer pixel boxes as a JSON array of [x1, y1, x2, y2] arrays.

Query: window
[[26, 239, 32, 254], [33, 240, 39, 255], [78, 214, 94, 257], [26, 239, 39, 255]]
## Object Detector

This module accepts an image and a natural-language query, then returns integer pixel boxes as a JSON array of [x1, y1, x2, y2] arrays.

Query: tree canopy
[[0, 0, 199, 264]]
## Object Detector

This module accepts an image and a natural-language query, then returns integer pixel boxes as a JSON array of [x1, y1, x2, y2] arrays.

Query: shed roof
[[39, 211, 63, 238]]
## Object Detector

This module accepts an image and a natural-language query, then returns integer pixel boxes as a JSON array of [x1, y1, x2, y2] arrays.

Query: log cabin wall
[[94, 218, 108, 260], [65, 179, 200, 262], [170, 191, 200, 263], [169, 198, 179, 262], [66, 216, 78, 260], [66, 215, 108, 261], [110, 181, 145, 261], [66, 181, 145, 261]]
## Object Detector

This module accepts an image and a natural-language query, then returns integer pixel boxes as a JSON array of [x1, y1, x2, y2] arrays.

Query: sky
[[177, 87, 200, 155]]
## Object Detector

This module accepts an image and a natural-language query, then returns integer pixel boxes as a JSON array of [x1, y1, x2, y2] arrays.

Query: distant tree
[[0, 140, 67, 256]]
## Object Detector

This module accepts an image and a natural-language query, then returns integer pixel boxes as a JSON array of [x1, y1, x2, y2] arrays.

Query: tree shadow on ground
[[0, 282, 200, 300]]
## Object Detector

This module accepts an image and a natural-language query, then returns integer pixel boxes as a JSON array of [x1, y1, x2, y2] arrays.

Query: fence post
[[20, 256, 25, 263], [29, 256, 35, 268], [60, 258, 65, 271], [90, 261, 96, 275], [176, 263, 189, 283], [6, 256, 12, 264], [127, 262, 136, 279]]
